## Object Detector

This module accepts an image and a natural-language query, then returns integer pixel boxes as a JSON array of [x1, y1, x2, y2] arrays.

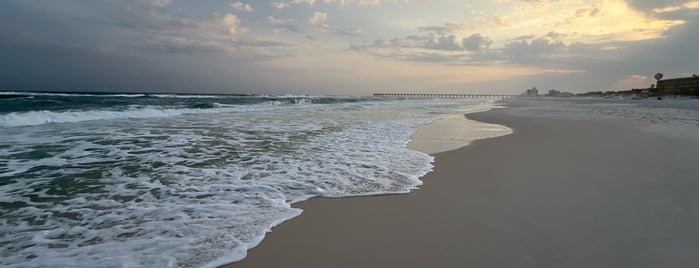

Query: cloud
[[308, 12, 329, 29], [336, 26, 363, 36], [544, 31, 573, 40], [485, 0, 688, 45], [271, 2, 289, 8], [612, 74, 652, 89], [323, 0, 381, 8], [653, 0, 699, 13], [349, 33, 481, 64], [402, 52, 458, 63], [268, 16, 287, 25], [345, 0, 694, 87], [426, 34, 462, 51], [2, 0, 697, 94], [503, 38, 564, 54], [626, 0, 688, 11], [267, 16, 303, 33], [462, 33, 493, 52], [230, 2, 253, 12], [127, 12, 298, 59], [574, 2, 604, 17], [349, 26, 607, 69], [350, 27, 497, 58], [153, 12, 246, 38], [151, 0, 171, 8], [207, 13, 245, 35], [272, 0, 316, 9], [308, 12, 327, 25], [272, 0, 381, 9], [419, 23, 472, 35]]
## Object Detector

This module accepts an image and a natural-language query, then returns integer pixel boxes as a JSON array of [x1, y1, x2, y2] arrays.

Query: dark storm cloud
[[0, 0, 293, 93]]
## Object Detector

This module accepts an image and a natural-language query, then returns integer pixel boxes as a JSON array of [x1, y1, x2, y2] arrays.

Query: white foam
[[0, 98, 487, 268], [148, 94, 229, 99], [1, 107, 194, 127], [0, 91, 147, 98], [0, 101, 309, 127]]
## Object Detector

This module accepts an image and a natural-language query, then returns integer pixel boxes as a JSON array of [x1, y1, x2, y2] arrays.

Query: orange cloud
[[484, 0, 685, 45]]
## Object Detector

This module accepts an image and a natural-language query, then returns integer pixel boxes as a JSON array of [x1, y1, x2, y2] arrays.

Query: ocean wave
[[1, 92, 148, 98], [147, 94, 235, 99], [0, 99, 458, 268], [0, 104, 290, 127], [0, 108, 185, 127], [0, 96, 380, 127]]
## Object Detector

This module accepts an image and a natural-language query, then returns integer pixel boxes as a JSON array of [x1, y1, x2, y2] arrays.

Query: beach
[[227, 98, 699, 267]]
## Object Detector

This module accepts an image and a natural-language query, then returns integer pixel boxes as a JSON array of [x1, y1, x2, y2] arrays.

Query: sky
[[0, 0, 697, 95]]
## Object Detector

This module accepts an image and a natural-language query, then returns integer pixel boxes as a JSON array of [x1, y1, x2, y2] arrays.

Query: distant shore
[[226, 98, 699, 267]]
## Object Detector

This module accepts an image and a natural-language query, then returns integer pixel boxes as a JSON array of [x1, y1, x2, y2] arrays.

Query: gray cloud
[[503, 38, 566, 58], [335, 26, 363, 36], [0, 0, 296, 93], [627, 0, 686, 11], [512, 34, 538, 41], [349, 32, 467, 54], [426, 34, 462, 51], [627, 0, 699, 20], [462, 33, 493, 53]]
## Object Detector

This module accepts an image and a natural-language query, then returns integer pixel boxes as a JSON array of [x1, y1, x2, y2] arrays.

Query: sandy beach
[[226, 99, 699, 268]]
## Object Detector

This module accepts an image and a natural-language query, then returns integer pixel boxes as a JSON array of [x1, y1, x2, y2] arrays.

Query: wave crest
[[0, 105, 274, 127]]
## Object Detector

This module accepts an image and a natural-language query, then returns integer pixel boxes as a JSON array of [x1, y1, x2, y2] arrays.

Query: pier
[[373, 93, 518, 99]]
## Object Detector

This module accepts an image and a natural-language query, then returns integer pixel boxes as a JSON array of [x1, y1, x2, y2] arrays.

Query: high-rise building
[[524, 87, 538, 97]]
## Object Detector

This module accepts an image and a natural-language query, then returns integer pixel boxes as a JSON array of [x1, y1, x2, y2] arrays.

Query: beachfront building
[[656, 74, 699, 96], [546, 89, 575, 98], [524, 87, 539, 97]]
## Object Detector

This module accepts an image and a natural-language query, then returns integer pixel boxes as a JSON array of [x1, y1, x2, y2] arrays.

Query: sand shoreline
[[225, 99, 699, 267], [407, 102, 512, 155]]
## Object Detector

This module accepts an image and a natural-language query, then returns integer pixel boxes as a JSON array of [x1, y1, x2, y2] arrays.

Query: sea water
[[0, 92, 491, 267]]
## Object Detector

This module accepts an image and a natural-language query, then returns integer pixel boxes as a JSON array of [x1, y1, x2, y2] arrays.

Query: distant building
[[547, 89, 560, 96], [546, 89, 575, 98], [524, 87, 539, 97], [656, 74, 699, 96]]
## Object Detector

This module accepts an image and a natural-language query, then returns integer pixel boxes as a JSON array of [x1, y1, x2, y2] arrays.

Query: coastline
[[225, 99, 699, 267], [407, 102, 512, 155]]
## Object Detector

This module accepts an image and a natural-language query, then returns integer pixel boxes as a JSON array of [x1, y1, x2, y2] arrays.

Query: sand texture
[[226, 100, 699, 268]]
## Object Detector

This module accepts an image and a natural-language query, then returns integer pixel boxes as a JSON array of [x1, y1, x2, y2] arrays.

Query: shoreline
[[407, 102, 512, 155], [213, 101, 513, 267], [225, 99, 699, 267]]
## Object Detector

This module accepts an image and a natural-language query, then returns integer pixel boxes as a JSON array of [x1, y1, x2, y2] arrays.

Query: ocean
[[0, 92, 492, 268]]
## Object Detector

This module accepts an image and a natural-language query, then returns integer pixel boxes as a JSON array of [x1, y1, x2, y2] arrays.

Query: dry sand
[[225, 100, 699, 268]]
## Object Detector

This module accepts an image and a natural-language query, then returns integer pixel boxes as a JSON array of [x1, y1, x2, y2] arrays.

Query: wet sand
[[407, 111, 512, 155], [225, 100, 699, 267]]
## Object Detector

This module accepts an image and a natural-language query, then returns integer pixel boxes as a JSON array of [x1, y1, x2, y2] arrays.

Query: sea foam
[[0, 102, 295, 127], [0, 97, 487, 267]]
